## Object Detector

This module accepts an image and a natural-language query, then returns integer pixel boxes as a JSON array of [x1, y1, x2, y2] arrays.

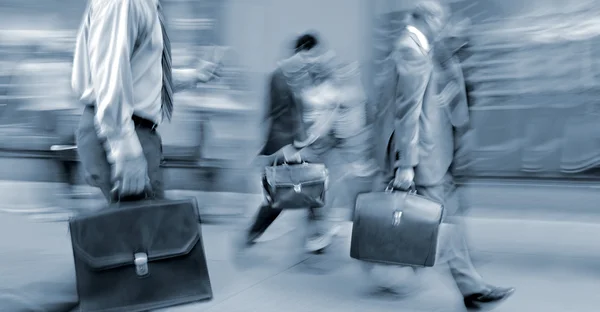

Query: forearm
[[392, 80, 423, 169], [393, 72, 428, 169], [394, 116, 419, 169], [172, 68, 199, 93]]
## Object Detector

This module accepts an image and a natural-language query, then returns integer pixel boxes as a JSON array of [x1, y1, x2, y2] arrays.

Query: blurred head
[[293, 32, 320, 54], [410, 1, 449, 40]]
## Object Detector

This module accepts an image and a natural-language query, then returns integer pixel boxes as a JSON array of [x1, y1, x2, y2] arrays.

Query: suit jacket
[[259, 67, 303, 156], [259, 52, 336, 156], [375, 27, 466, 186]]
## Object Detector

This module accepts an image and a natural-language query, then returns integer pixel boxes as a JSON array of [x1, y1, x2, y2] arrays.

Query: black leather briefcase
[[69, 198, 213, 312], [350, 187, 443, 267], [263, 162, 328, 209]]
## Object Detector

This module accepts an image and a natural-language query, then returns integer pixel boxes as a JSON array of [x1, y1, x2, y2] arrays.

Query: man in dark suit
[[373, 2, 514, 310]]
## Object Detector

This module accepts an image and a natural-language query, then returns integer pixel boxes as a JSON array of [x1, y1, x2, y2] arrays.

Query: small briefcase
[[69, 198, 213, 312], [263, 162, 328, 209], [350, 187, 443, 267]]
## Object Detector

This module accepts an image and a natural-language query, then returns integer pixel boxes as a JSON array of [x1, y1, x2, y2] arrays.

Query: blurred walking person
[[240, 32, 375, 254], [369, 2, 515, 310]]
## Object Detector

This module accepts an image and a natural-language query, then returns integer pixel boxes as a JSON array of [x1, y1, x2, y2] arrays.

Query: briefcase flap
[[355, 191, 443, 226], [264, 163, 328, 186], [69, 199, 200, 271]]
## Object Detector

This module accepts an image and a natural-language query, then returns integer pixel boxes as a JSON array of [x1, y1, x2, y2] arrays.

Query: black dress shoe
[[246, 230, 264, 245], [464, 287, 515, 311]]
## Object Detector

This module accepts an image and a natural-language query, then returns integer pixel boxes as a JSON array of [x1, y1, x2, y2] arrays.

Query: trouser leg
[[246, 174, 283, 240], [417, 178, 487, 296], [248, 203, 283, 237]]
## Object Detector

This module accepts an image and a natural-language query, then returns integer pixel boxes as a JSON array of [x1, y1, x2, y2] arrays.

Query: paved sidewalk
[[0, 212, 598, 312], [2, 180, 600, 259], [1, 180, 599, 311]]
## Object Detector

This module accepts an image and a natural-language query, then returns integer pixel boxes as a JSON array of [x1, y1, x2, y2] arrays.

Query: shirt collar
[[406, 25, 431, 53]]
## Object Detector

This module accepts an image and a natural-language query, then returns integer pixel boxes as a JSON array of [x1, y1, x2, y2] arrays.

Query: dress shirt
[[72, 0, 197, 164]]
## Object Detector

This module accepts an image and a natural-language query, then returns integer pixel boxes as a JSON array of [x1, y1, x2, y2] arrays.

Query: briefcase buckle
[[392, 211, 403, 226], [134, 252, 149, 277], [293, 184, 302, 193]]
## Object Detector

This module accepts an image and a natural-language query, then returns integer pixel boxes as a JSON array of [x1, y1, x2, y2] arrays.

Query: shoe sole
[[467, 289, 516, 311]]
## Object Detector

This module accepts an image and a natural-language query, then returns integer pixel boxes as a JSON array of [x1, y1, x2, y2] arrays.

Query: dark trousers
[[75, 106, 165, 202], [248, 174, 327, 237], [59, 161, 78, 187]]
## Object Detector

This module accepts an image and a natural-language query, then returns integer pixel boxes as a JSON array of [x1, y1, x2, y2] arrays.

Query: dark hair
[[294, 33, 319, 53], [411, 1, 446, 23]]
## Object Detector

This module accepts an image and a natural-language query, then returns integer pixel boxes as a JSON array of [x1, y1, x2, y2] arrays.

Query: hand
[[196, 59, 219, 83], [393, 167, 414, 191], [111, 155, 151, 199], [281, 145, 302, 164]]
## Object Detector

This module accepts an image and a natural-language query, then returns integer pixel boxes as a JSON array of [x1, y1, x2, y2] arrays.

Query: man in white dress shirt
[[0, 0, 214, 310], [73, 0, 211, 202]]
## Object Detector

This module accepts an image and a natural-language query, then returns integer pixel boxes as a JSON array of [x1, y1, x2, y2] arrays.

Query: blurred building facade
[[372, 0, 600, 179], [1, 0, 600, 182]]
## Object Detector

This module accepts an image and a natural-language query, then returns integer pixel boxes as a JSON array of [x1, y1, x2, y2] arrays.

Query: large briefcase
[[350, 187, 443, 267], [68, 198, 213, 312]]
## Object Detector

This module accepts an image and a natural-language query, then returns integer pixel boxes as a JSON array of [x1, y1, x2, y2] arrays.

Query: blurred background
[[1, 0, 600, 211], [1, 0, 600, 188], [0, 0, 599, 218]]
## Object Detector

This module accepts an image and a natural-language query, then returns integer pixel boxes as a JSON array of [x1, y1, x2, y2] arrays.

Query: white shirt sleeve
[[88, 0, 143, 163]]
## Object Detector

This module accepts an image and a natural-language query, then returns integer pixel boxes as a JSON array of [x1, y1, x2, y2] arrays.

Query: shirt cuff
[[97, 121, 144, 164]]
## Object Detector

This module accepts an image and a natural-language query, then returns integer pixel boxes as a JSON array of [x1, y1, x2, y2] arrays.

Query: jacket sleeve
[[392, 34, 432, 169]]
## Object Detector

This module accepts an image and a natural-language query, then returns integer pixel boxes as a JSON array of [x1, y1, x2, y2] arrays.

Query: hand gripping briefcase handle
[[385, 181, 417, 195], [110, 185, 156, 204], [384, 182, 418, 227]]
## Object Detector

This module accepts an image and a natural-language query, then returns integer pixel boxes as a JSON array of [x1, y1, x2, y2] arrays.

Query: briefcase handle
[[385, 181, 417, 195], [271, 157, 307, 167], [110, 185, 155, 204]]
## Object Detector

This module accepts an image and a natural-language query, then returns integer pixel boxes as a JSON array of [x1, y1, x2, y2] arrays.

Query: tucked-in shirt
[[72, 0, 197, 164]]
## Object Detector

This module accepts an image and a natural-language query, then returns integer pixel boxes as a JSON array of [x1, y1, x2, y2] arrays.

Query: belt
[[132, 114, 158, 131], [85, 105, 158, 131]]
